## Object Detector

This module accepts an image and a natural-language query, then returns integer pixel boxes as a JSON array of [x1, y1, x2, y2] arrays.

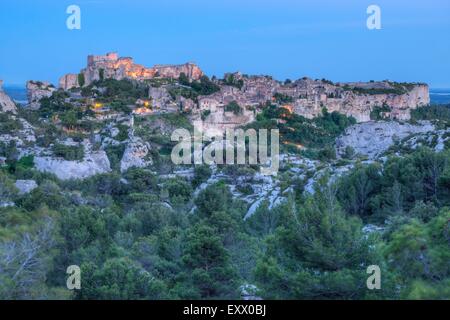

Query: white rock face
[[34, 151, 111, 180], [0, 80, 17, 113], [59, 74, 79, 90], [336, 121, 435, 159], [120, 137, 152, 172], [26, 81, 56, 109], [15, 180, 38, 195]]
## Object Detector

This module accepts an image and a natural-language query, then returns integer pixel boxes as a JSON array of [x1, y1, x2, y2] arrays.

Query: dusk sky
[[1, 0, 449, 87]]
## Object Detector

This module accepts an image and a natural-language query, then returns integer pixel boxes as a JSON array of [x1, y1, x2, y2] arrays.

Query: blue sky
[[1, 0, 449, 87]]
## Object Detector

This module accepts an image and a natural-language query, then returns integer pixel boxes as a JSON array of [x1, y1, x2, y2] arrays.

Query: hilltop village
[[0, 51, 436, 181], [55, 52, 429, 132]]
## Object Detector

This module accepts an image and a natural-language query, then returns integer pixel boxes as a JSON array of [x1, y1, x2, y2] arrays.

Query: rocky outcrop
[[0, 80, 17, 113], [282, 79, 429, 122], [192, 106, 256, 135], [149, 86, 172, 109], [59, 52, 204, 90], [34, 150, 111, 180], [58, 74, 79, 90], [26, 81, 56, 109], [14, 180, 38, 195], [120, 137, 152, 172], [198, 76, 428, 126], [336, 121, 435, 159], [153, 63, 203, 81]]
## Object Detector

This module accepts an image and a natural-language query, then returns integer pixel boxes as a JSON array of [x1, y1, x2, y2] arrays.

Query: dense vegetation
[[370, 104, 392, 120], [169, 73, 220, 101], [1, 142, 449, 299], [222, 73, 244, 90], [52, 143, 85, 161], [411, 104, 450, 122], [246, 104, 356, 158], [1, 81, 449, 300], [224, 101, 243, 115]]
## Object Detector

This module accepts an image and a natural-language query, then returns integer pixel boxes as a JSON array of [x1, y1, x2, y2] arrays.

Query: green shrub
[[273, 93, 294, 104], [192, 165, 212, 188], [78, 73, 85, 87], [201, 110, 211, 121], [411, 105, 450, 122], [105, 144, 126, 171], [370, 104, 392, 120], [52, 143, 85, 161], [224, 101, 242, 115], [0, 114, 22, 134]]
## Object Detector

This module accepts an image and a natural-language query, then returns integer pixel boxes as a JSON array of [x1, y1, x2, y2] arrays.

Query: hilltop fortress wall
[[59, 52, 203, 90]]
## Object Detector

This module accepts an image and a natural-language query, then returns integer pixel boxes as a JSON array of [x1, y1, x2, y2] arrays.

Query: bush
[[52, 144, 85, 161], [224, 101, 242, 115], [78, 73, 85, 87], [104, 144, 126, 171], [318, 146, 336, 161], [192, 165, 212, 188], [223, 74, 244, 89], [201, 110, 211, 121], [164, 178, 193, 204], [115, 124, 129, 142], [370, 104, 392, 120], [273, 93, 294, 104], [0, 114, 22, 134], [411, 105, 450, 122]]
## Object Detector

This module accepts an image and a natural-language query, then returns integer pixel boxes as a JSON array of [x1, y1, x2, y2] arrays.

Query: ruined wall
[[59, 52, 204, 90], [59, 74, 79, 90]]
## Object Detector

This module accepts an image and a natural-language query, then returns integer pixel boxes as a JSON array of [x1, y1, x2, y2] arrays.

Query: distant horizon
[[3, 77, 450, 90], [4, 82, 450, 106]]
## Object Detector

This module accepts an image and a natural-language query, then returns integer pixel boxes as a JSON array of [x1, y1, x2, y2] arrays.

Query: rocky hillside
[[55, 53, 429, 129], [0, 80, 17, 113], [1, 68, 449, 300]]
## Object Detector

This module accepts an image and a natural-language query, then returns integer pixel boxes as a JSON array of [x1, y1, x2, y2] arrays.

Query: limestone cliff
[[26, 81, 56, 109], [34, 149, 111, 180], [0, 80, 17, 113], [335, 121, 435, 159], [281, 79, 430, 122], [120, 137, 152, 172]]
